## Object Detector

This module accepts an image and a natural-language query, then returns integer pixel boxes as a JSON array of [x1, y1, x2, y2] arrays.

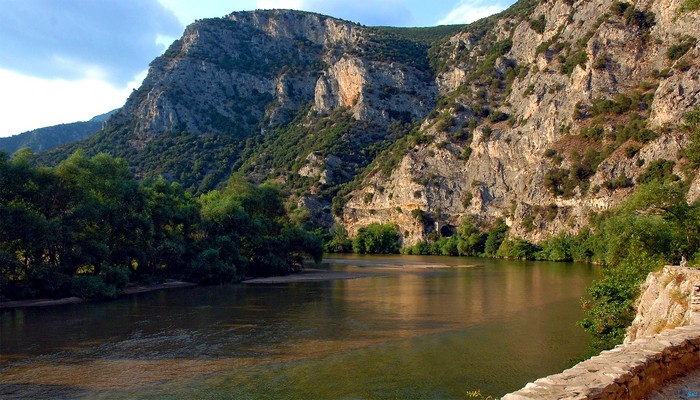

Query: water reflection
[[0, 255, 597, 399]]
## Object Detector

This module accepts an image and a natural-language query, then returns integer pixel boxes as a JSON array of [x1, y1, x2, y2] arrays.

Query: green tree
[[353, 223, 400, 254], [484, 219, 508, 256]]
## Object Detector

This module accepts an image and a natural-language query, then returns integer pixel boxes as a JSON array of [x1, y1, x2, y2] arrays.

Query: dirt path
[[647, 367, 700, 400]]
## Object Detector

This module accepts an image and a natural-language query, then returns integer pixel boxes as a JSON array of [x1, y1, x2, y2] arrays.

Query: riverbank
[[0, 281, 197, 309], [1, 258, 475, 307]]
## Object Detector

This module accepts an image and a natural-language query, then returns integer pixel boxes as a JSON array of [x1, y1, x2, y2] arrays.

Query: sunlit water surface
[[0, 255, 598, 399]]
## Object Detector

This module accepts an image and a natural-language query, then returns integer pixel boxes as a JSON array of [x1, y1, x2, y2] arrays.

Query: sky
[[0, 0, 515, 138]]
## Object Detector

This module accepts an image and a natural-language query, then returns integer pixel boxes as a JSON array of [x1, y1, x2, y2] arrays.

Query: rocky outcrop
[[626, 266, 700, 343]]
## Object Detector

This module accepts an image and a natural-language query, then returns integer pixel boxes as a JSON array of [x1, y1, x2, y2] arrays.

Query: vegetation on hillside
[[0, 150, 322, 301]]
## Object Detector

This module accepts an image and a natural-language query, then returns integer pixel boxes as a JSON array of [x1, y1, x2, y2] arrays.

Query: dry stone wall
[[503, 266, 700, 400]]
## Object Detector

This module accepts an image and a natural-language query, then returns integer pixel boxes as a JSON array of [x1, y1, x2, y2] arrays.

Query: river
[[0, 254, 597, 399]]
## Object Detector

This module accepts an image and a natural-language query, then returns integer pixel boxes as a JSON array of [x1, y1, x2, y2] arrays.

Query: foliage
[[678, 0, 700, 13], [680, 106, 700, 168], [560, 50, 588, 76], [497, 238, 539, 260], [484, 219, 509, 256], [325, 224, 353, 253], [352, 223, 400, 254], [636, 159, 679, 185], [667, 37, 697, 61], [401, 216, 486, 257], [529, 14, 546, 34], [0, 152, 323, 300], [580, 181, 700, 352], [544, 149, 603, 197]]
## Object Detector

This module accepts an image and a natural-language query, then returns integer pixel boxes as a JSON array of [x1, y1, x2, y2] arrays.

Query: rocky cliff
[[48, 10, 441, 193], [342, 0, 700, 244], [45, 1, 700, 244]]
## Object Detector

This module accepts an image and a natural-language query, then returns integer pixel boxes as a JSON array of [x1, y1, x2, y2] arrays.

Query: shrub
[[462, 192, 473, 209], [561, 51, 588, 75], [580, 125, 605, 141], [610, 0, 630, 16], [488, 110, 509, 123], [666, 38, 697, 61], [352, 223, 400, 254], [636, 159, 679, 184], [544, 148, 557, 158], [189, 248, 239, 283], [102, 265, 130, 292], [70, 275, 115, 299], [680, 106, 700, 167], [484, 219, 508, 256], [411, 208, 425, 223], [624, 144, 641, 158], [529, 15, 546, 34], [678, 0, 700, 13]]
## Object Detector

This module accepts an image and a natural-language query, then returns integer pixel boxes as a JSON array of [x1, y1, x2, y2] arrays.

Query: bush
[[102, 265, 130, 292], [484, 219, 508, 256], [498, 238, 538, 260], [681, 107, 700, 167], [560, 51, 588, 76], [529, 14, 546, 34], [353, 223, 400, 254], [666, 38, 697, 61], [488, 111, 509, 123], [636, 159, 679, 185], [70, 275, 116, 299], [188, 248, 239, 283]]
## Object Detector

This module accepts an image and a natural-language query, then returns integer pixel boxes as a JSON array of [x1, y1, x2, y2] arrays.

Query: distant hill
[[0, 109, 118, 154]]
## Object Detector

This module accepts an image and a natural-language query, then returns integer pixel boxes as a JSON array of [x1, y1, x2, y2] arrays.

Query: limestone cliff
[[52, 10, 438, 192], [342, 0, 700, 244]]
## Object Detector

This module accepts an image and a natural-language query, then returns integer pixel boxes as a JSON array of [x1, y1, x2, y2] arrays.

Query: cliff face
[[60, 10, 437, 192], [342, 0, 700, 244], [47, 2, 699, 242]]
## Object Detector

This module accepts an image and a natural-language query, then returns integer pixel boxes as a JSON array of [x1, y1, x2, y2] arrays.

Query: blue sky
[[0, 0, 515, 137]]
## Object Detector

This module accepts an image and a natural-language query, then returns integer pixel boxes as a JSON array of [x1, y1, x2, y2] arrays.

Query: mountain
[[0, 109, 118, 154], [43, 0, 700, 245]]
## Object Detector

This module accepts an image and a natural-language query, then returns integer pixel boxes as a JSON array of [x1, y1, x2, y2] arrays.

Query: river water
[[0, 255, 597, 399]]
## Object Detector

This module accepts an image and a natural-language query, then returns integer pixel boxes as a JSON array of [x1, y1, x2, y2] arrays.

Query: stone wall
[[503, 266, 700, 400]]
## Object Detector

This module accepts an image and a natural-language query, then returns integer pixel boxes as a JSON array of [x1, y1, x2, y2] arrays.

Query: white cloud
[[0, 69, 146, 138], [436, 0, 506, 25]]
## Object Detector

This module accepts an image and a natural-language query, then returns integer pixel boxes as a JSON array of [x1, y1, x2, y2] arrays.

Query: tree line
[[0, 150, 322, 301]]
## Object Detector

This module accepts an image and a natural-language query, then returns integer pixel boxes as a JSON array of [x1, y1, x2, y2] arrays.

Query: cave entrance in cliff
[[440, 225, 455, 238]]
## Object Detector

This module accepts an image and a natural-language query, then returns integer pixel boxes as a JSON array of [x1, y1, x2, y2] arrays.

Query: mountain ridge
[[0, 109, 118, 154], [40, 1, 700, 245]]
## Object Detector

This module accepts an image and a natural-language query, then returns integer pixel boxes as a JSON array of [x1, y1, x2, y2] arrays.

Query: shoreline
[[0, 281, 197, 310], [0, 258, 471, 307]]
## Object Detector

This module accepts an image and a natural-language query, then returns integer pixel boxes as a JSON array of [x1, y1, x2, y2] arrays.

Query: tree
[[484, 219, 508, 256], [353, 223, 400, 254]]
